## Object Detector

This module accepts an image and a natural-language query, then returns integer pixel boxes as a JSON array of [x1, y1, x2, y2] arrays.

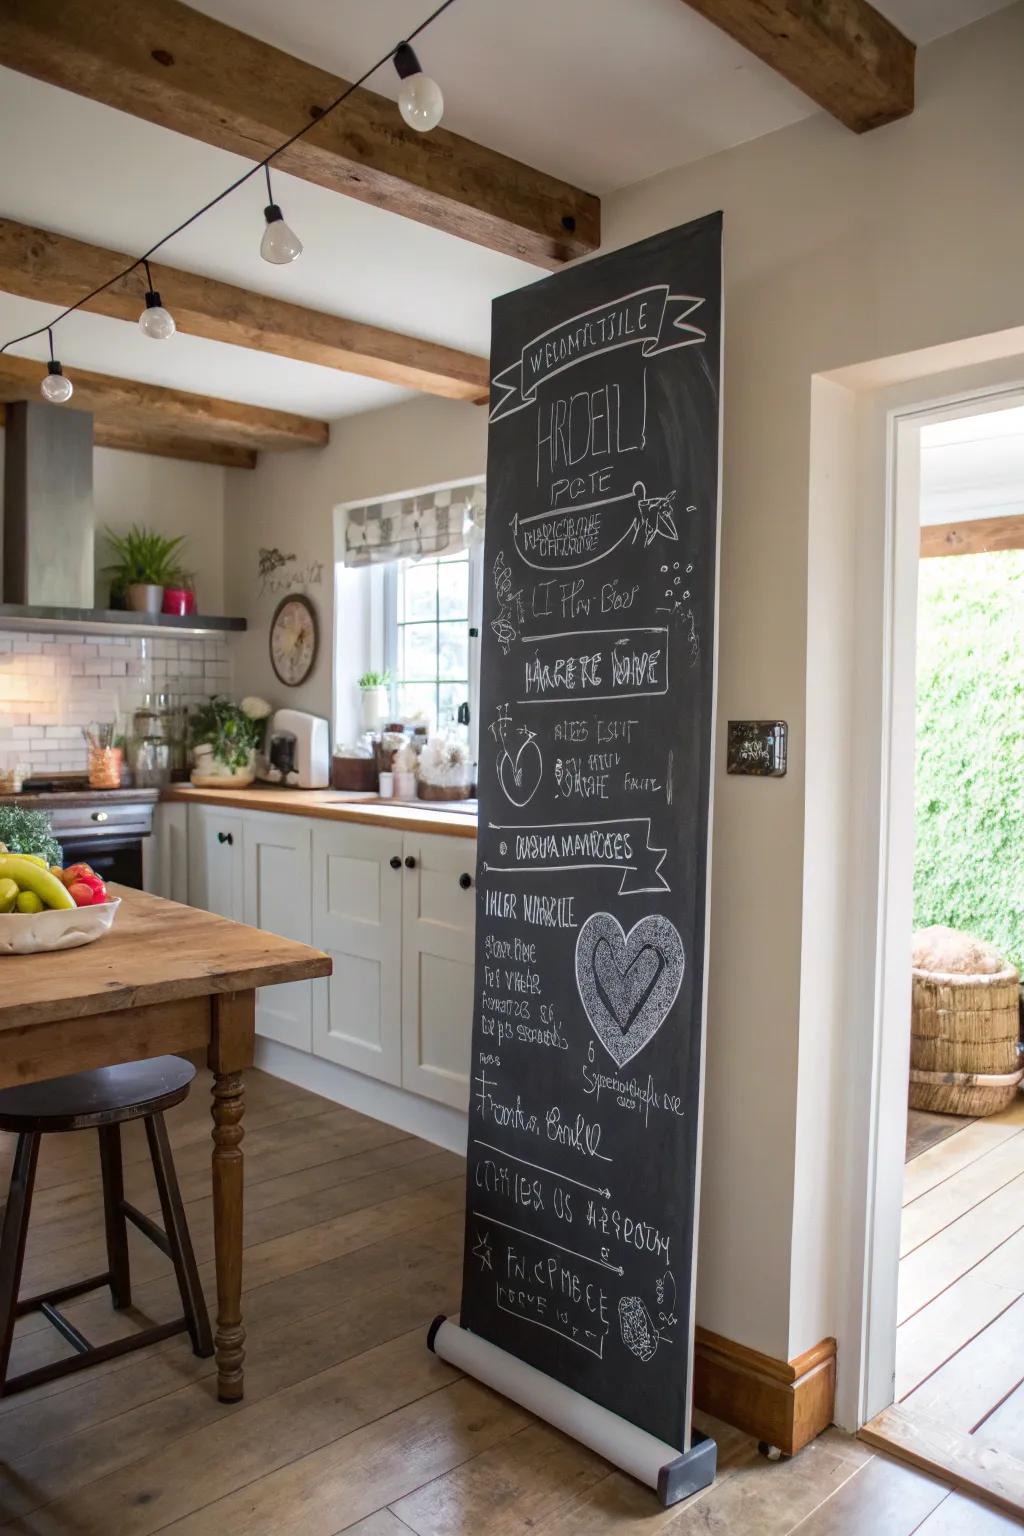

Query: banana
[[0, 855, 75, 910], [0, 878, 17, 914]]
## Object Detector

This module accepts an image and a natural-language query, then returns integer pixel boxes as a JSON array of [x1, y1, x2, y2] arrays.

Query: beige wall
[[223, 396, 487, 737], [602, 2, 1024, 1366]]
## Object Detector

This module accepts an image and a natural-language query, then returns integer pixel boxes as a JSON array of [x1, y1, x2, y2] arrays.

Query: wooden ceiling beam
[[921, 515, 1024, 559], [0, 401, 257, 468], [0, 220, 489, 403], [0, 0, 599, 268], [0, 355, 326, 454], [679, 0, 915, 132]]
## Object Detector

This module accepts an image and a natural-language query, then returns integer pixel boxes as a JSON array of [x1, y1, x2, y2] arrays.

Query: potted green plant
[[358, 670, 391, 732], [104, 525, 189, 614], [189, 695, 271, 787]]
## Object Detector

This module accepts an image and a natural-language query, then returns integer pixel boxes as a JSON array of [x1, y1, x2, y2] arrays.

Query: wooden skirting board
[[693, 1328, 836, 1457], [862, 1404, 1024, 1519]]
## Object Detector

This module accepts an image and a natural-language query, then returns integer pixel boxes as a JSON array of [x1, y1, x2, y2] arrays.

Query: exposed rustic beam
[[921, 515, 1024, 558], [0, 355, 326, 454], [92, 424, 257, 470], [0, 401, 257, 467], [680, 0, 914, 132], [0, 0, 599, 268], [0, 220, 489, 403]]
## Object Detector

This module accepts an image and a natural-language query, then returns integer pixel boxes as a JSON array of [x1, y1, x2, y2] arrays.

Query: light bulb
[[398, 72, 444, 132], [41, 361, 73, 403], [393, 42, 443, 133], [139, 290, 176, 339], [261, 204, 303, 264]]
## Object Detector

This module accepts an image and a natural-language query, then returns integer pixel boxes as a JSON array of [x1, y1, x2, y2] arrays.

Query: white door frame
[[836, 363, 1024, 1431]]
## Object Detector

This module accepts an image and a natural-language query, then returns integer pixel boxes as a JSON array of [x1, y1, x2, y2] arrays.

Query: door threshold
[[861, 1403, 1024, 1520]]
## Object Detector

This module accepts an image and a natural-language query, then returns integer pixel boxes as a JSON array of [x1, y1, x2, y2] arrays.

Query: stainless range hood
[[3, 400, 95, 607]]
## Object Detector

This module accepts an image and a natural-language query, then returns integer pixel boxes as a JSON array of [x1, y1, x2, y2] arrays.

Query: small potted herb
[[358, 670, 391, 732], [190, 695, 272, 787], [104, 525, 189, 614]]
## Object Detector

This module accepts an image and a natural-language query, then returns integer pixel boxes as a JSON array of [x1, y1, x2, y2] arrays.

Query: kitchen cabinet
[[401, 832, 476, 1110], [243, 813, 313, 1052], [146, 802, 188, 903], [179, 799, 476, 1114], [187, 803, 245, 922], [311, 821, 404, 1084]]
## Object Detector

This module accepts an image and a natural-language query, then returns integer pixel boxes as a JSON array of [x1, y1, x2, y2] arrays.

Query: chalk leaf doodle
[[576, 912, 684, 1068], [618, 1295, 659, 1363]]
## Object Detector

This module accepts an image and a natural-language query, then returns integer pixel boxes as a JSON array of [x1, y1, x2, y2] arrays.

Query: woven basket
[[908, 1066, 1023, 1118], [910, 963, 1021, 1115], [417, 780, 473, 801]]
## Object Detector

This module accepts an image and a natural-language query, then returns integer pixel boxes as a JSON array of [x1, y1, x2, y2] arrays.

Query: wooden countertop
[[0, 886, 332, 1030], [163, 783, 478, 839]]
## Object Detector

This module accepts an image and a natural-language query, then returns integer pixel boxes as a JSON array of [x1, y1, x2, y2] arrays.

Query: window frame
[[381, 543, 483, 755]]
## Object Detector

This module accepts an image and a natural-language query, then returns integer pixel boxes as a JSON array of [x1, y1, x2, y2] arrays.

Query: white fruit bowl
[[0, 897, 121, 955]]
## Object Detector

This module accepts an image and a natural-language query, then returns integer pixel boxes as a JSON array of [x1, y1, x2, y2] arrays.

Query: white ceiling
[[921, 405, 1024, 526], [0, 0, 1014, 425]]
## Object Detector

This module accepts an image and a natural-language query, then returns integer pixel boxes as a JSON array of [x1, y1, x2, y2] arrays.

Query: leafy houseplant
[[190, 696, 269, 787], [358, 670, 391, 732], [104, 526, 190, 614], [0, 806, 62, 867]]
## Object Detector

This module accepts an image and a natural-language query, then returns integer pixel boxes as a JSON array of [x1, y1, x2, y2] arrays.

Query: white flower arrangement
[[419, 733, 471, 787], [241, 696, 273, 721]]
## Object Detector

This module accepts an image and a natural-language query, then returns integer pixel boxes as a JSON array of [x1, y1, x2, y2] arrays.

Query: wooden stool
[[0, 1055, 213, 1395]]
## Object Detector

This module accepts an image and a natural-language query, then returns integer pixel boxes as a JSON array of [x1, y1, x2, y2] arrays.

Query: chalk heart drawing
[[575, 913, 684, 1068], [497, 729, 543, 807]]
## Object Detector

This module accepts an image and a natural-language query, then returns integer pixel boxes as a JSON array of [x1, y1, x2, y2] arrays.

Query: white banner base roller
[[428, 1317, 716, 1508]]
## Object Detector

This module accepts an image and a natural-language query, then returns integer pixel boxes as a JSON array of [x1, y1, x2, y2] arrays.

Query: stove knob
[[92, 811, 109, 823]]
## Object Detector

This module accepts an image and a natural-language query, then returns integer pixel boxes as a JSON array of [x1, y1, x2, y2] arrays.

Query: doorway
[[862, 397, 1024, 1505]]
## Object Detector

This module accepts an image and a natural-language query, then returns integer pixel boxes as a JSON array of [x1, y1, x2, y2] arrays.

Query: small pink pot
[[162, 587, 196, 616]]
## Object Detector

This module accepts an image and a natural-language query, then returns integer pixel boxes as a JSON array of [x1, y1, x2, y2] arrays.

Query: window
[[383, 548, 482, 743]]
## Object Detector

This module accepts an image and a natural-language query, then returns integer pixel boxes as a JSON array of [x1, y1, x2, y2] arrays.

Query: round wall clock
[[269, 594, 318, 687]]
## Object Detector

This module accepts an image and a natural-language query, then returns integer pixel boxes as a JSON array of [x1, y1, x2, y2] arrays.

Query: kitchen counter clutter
[[162, 782, 478, 838]]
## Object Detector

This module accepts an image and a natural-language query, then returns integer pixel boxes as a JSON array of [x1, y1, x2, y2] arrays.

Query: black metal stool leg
[[0, 1132, 40, 1391], [97, 1123, 132, 1309], [145, 1113, 214, 1358]]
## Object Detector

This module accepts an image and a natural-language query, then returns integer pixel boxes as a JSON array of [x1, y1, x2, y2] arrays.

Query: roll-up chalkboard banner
[[428, 211, 723, 1507]]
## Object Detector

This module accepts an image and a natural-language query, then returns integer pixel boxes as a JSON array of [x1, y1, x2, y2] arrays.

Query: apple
[[66, 881, 97, 907]]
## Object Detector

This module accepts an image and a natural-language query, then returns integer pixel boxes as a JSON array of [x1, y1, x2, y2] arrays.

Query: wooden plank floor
[[866, 1098, 1024, 1518], [0, 1066, 1013, 1534]]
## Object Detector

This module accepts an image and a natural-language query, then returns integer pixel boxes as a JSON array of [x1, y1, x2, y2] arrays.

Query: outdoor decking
[[866, 1097, 1024, 1514]]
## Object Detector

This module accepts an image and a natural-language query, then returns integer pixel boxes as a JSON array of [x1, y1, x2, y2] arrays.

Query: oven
[[43, 800, 155, 891]]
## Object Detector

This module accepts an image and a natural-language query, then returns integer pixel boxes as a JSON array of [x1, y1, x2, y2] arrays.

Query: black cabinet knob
[[389, 855, 401, 869], [217, 831, 233, 846], [405, 855, 417, 869], [459, 873, 472, 890]]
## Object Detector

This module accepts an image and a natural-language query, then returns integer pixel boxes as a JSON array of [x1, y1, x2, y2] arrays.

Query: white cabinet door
[[145, 802, 188, 902], [311, 821, 404, 1084], [401, 833, 476, 1109], [243, 813, 313, 1052], [187, 804, 245, 921]]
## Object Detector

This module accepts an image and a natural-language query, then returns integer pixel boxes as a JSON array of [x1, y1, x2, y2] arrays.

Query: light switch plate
[[726, 721, 788, 777]]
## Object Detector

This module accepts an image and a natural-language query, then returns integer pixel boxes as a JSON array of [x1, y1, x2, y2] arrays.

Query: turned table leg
[[208, 991, 255, 1403]]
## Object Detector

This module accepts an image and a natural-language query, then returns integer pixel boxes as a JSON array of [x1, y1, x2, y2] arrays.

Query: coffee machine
[[258, 709, 330, 788]]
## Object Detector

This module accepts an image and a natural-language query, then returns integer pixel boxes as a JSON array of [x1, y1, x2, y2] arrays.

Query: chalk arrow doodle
[[576, 912, 684, 1067]]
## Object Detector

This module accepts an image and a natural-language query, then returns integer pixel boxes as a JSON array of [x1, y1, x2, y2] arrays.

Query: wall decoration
[[257, 548, 324, 599], [269, 593, 318, 687], [430, 213, 723, 1505]]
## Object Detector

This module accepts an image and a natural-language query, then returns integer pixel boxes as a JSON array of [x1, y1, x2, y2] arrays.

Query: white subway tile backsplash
[[0, 628, 234, 774]]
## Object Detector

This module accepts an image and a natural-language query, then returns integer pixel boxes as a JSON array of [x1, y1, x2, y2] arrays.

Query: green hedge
[[914, 549, 1024, 969]]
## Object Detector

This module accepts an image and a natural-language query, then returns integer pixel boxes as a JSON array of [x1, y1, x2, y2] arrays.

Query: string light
[[260, 165, 303, 265], [393, 42, 444, 132], [40, 328, 72, 403], [0, 0, 457, 390], [138, 260, 176, 339]]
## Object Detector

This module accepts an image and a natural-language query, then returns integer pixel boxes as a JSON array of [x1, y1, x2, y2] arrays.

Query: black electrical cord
[[0, 0, 459, 358]]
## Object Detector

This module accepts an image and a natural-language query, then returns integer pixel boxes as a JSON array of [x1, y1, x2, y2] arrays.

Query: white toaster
[[260, 708, 330, 789]]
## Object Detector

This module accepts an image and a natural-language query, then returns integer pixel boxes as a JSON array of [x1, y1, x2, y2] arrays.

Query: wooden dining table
[[0, 885, 331, 1402]]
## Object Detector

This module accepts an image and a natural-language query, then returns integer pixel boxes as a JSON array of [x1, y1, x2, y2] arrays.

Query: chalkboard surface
[[459, 212, 722, 1451]]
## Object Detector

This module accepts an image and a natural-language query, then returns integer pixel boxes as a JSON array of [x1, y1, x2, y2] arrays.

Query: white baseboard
[[254, 1038, 469, 1156]]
